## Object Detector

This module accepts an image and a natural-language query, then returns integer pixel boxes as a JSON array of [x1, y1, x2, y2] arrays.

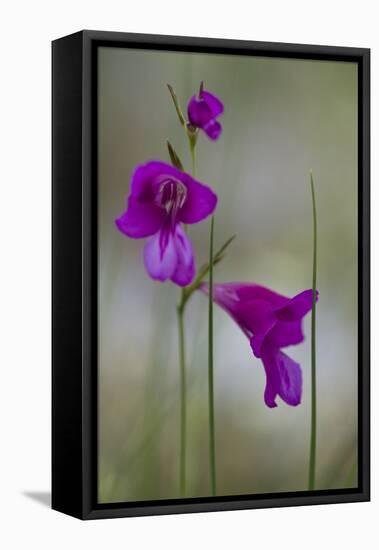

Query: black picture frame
[[52, 30, 370, 520]]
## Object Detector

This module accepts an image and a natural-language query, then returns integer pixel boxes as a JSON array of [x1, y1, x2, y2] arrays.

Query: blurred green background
[[97, 47, 358, 503]]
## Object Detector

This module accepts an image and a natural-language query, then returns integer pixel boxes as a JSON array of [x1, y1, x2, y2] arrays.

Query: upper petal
[[203, 282, 289, 309], [143, 228, 177, 282], [265, 319, 305, 349], [115, 198, 165, 238], [236, 284, 289, 307], [129, 160, 217, 226], [276, 289, 318, 321], [187, 95, 214, 128], [130, 161, 184, 201], [170, 225, 195, 286], [200, 90, 224, 118], [199, 282, 249, 337], [236, 299, 276, 335], [179, 179, 217, 224], [199, 283, 296, 344], [200, 285, 277, 343]]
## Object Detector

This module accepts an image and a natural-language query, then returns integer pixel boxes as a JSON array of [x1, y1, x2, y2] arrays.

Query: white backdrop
[[0, 1, 376, 548]]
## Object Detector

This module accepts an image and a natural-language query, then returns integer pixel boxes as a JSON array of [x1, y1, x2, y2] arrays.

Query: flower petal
[[179, 179, 217, 224], [203, 119, 222, 141], [199, 282, 246, 334], [171, 225, 195, 286], [143, 228, 177, 282], [187, 95, 214, 128], [237, 284, 289, 307], [128, 160, 217, 226], [115, 199, 165, 238], [236, 300, 276, 335], [235, 299, 276, 356], [203, 283, 289, 309], [265, 320, 304, 349], [200, 90, 224, 117], [262, 369, 278, 408], [130, 161, 182, 200], [261, 350, 302, 407], [276, 351, 302, 406], [250, 334, 267, 358], [200, 284, 269, 341], [129, 163, 156, 201], [276, 289, 318, 321], [200, 282, 310, 357]]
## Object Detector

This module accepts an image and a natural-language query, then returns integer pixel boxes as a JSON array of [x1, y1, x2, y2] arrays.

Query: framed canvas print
[[52, 30, 370, 519]]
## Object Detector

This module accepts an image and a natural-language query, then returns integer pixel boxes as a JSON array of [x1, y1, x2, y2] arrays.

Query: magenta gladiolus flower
[[187, 87, 224, 140], [200, 282, 318, 408], [116, 161, 217, 286]]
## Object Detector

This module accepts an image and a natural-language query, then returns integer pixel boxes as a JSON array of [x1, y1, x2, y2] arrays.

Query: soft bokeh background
[[97, 47, 358, 503]]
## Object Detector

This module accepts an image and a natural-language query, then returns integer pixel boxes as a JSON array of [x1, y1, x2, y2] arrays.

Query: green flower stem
[[177, 302, 187, 496], [176, 141, 197, 497], [176, 227, 234, 500], [190, 141, 196, 178], [208, 215, 217, 495], [168, 85, 225, 498], [308, 171, 318, 491]]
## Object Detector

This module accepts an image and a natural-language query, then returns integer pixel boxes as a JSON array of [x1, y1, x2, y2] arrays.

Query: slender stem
[[176, 141, 197, 498], [177, 303, 187, 496], [308, 171, 318, 491], [190, 143, 196, 178], [208, 215, 217, 495]]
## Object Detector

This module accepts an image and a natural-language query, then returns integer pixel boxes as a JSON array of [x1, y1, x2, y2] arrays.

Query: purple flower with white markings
[[187, 86, 224, 141], [200, 282, 318, 408], [116, 161, 217, 286]]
